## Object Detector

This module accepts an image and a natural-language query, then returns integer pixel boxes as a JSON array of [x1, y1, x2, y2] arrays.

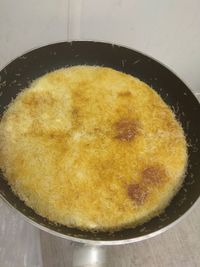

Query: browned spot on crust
[[48, 131, 68, 140], [24, 123, 69, 141], [94, 127, 101, 133], [22, 92, 56, 108], [118, 91, 132, 97], [114, 118, 138, 141], [71, 106, 82, 130], [72, 107, 79, 117], [72, 88, 89, 103], [127, 183, 148, 205], [142, 166, 166, 186]]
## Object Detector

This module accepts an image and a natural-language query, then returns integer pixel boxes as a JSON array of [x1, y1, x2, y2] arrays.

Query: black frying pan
[[0, 41, 200, 244]]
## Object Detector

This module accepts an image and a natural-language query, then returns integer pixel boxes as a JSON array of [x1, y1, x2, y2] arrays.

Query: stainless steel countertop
[[0, 1, 200, 266]]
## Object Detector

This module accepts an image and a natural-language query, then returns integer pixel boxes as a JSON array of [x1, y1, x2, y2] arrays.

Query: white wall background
[[0, 1, 200, 266], [1, 0, 200, 92]]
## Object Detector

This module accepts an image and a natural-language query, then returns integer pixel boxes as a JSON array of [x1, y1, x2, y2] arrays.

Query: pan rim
[[0, 39, 199, 104], [0, 40, 199, 244], [1, 193, 199, 245]]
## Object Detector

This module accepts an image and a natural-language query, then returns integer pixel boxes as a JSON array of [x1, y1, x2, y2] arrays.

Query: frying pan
[[0, 41, 200, 264]]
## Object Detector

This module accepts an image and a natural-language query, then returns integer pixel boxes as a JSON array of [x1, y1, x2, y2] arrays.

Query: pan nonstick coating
[[0, 41, 199, 243]]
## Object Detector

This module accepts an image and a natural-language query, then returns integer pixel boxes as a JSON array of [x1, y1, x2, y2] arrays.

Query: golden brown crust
[[0, 66, 187, 231]]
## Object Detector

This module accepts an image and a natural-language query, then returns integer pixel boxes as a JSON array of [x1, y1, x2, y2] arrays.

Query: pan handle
[[72, 244, 107, 267]]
